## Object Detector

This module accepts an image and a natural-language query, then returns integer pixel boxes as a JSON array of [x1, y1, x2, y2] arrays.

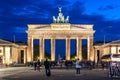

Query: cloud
[[12, 7, 36, 16], [15, 27, 27, 33], [0, 0, 120, 42], [68, 1, 85, 23], [54, 0, 71, 6], [98, 5, 116, 11], [94, 19, 120, 41]]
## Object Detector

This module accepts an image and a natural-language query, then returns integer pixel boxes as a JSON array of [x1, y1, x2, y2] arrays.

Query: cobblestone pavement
[[0, 67, 120, 80]]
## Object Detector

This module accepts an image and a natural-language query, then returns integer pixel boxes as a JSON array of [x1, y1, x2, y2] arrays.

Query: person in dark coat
[[101, 61, 105, 70], [34, 61, 37, 71], [37, 60, 41, 71], [44, 59, 51, 76]]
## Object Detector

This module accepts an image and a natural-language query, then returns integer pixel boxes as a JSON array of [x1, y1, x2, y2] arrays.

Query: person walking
[[101, 61, 105, 70], [33, 61, 37, 71], [75, 58, 81, 74], [44, 59, 51, 76], [37, 60, 41, 71]]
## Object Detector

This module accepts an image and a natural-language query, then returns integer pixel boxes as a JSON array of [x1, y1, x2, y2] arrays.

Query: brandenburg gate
[[26, 8, 95, 61]]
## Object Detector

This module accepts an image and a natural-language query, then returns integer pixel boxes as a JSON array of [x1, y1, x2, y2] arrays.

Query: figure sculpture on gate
[[52, 7, 69, 23]]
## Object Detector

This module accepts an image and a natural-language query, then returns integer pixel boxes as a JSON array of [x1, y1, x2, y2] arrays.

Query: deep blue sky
[[0, 0, 120, 42], [0, 0, 120, 57]]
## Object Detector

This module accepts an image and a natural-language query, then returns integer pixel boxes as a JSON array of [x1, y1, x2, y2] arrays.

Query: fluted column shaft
[[27, 37, 33, 62], [77, 38, 82, 61], [51, 38, 55, 61], [31, 38, 33, 61], [116, 46, 118, 53], [66, 38, 70, 60], [24, 49, 27, 64], [87, 37, 94, 61], [39, 38, 44, 61]]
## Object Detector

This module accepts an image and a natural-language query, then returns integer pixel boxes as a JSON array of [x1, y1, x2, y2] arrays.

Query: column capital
[[39, 37, 44, 39], [51, 36, 56, 39], [88, 36, 93, 39], [66, 36, 71, 39], [28, 37, 32, 39], [77, 37, 81, 39], [28, 35, 34, 38], [51, 38, 56, 40]]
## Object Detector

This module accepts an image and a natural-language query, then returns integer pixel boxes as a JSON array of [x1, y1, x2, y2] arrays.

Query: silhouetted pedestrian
[[65, 60, 69, 69], [101, 61, 105, 70], [33, 61, 37, 71], [44, 59, 51, 76], [37, 60, 41, 71]]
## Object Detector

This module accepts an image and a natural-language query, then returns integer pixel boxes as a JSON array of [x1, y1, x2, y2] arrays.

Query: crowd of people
[[27, 58, 100, 77], [24, 58, 115, 77], [27, 59, 98, 70]]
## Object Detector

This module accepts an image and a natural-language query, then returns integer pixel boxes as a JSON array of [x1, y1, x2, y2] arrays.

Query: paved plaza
[[0, 67, 120, 80]]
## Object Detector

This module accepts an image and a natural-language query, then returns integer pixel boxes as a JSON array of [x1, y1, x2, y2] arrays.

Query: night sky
[[0, 0, 120, 58]]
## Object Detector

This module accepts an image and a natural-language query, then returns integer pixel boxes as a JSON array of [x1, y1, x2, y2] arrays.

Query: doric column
[[27, 37, 33, 62], [24, 49, 27, 64], [18, 50, 21, 63], [116, 46, 118, 53], [25, 48, 27, 63], [23, 49, 26, 64], [66, 37, 70, 60], [31, 38, 34, 61], [109, 46, 111, 53], [39, 38, 44, 61], [4, 46, 11, 65], [87, 37, 94, 61], [77, 37, 82, 61], [2, 46, 5, 64], [51, 38, 55, 61], [94, 49, 97, 64]]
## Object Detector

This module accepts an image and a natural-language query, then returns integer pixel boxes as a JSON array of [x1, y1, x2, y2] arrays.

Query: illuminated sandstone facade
[[94, 40, 120, 63], [26, 8, 95, 61], [0, 39, 27, 65]]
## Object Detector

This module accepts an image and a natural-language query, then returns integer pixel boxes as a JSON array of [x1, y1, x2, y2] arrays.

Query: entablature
[[28, 33, 94, 39], [27, 30, 95, 35], [27, 24, 94, 31]]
